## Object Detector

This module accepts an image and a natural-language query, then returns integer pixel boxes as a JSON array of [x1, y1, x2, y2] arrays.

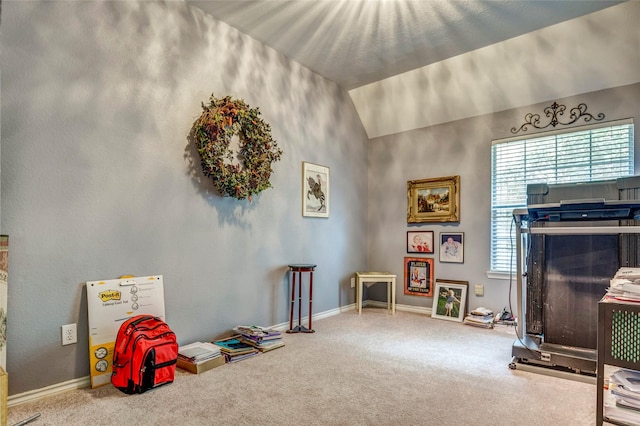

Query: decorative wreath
[[192, 94, 283, 201]]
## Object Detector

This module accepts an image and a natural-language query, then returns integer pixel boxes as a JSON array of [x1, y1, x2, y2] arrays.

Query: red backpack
[[111, 315, 178, 394]]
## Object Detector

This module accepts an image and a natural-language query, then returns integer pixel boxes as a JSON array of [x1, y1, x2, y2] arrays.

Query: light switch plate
[[474, 284, 484, 297]]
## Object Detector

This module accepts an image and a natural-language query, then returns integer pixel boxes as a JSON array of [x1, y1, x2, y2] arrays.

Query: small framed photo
[[404, 257, 434, 297], [431, 279, 468, 322], [407, 175, 460, 223], [439, 232, 464, 263], [302, 162, 329, 218], [407, 231, 434, 254]]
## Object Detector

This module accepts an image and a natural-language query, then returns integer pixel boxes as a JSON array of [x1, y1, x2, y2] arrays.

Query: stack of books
[[604, 368, 640, 424], [607, 268, 640, 303], [177, 341, 225, 374], [213, 335, 259, 363], [463, 307, 494, 328], [234, 325, 285, 352]]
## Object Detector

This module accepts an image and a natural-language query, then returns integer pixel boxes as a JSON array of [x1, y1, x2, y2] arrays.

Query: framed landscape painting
[[302, 162, 329, 218], [404, 257, 434, 297], [407, 175, 460, 224]]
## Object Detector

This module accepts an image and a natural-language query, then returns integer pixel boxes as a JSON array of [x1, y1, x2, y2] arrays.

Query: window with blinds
[[490, 119, 635, 273]]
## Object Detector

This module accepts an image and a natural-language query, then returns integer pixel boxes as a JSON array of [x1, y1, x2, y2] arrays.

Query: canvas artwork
[[407, 176, 460, 223]]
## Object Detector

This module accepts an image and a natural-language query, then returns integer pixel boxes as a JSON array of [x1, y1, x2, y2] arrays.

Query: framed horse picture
[[302, 162, 329, 218]]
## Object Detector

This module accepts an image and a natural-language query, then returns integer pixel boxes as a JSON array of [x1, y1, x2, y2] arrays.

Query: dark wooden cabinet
[[597, 298, 640, 425]]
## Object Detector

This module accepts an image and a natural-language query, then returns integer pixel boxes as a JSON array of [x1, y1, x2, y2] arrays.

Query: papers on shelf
[[606, 268, 640, 303], [605, 368, 640, 423], [612, 369, 640, 393]]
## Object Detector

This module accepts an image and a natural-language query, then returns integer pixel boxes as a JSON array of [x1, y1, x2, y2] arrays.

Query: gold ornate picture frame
[[407, 175, 460, 223]]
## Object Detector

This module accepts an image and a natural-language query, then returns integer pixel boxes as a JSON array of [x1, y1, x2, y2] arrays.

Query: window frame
[[489, 118, 635, 275]]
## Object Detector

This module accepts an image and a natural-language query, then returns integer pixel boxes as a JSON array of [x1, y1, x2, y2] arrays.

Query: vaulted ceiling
[[187, 1, 636, 138]]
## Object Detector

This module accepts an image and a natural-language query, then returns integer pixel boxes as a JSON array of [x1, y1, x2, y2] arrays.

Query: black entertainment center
[[510, 176, 640, 376]]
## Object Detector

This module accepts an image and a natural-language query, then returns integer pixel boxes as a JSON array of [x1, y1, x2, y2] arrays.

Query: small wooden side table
[[287, 264, 316, 333], [356, 272, 396, 315]]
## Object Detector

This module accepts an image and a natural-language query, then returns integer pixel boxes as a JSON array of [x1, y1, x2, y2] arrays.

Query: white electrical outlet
[[350, 277, 355, 288], [61, 323, 77, 345]]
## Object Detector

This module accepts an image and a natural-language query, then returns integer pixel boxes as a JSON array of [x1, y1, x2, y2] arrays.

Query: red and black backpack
[[111, 315, 178, 394]]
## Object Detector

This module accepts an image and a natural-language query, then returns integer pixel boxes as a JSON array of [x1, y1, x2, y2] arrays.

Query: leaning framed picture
[[439, 232, 464, 263], [302, 162, 329, 218], [404, 257, 434, 297], [407, 175, 460, 223], [407, 231, 434, 254], [431, 280, 468, 322]]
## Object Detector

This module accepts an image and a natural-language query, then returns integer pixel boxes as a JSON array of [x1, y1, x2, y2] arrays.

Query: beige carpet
[[8, 309, 596, 425]]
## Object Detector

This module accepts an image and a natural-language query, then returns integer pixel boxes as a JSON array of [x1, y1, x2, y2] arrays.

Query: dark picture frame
[[407, 175, 460, 223], [431, 279, 469, 322], [404, 257, 434, 297], [407, 231, 434, 254], [439, 232, 464, 263]]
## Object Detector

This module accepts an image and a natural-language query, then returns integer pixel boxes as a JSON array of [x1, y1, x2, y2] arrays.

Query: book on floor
[[239, 335, 285, 352], [213, 335, 260, 356]]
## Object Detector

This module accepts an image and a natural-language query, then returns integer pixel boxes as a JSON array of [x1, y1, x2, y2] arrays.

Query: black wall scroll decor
[[510, 102, 605, 134]]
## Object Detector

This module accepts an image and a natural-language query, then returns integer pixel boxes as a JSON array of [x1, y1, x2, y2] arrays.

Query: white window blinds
[[490, 119, 634, 273]]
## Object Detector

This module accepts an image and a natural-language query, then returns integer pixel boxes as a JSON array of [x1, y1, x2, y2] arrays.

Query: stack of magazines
[[213, 335, 259, 362], [177, 341, 224, 373], [234, 325, 285, 352], [604, 368, 640, 424], [463, 307, 494, 329]]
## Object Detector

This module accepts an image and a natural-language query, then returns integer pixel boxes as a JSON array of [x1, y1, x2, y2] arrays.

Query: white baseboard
[[8, 300, 428, 406], [9, 376, 90, 407], [365, 300, 432, 315]]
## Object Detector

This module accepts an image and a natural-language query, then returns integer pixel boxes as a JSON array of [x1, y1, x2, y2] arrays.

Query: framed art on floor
[[302, 162, 329, 218], [431, 280, 468, 322], [404, 257, 434, 297]]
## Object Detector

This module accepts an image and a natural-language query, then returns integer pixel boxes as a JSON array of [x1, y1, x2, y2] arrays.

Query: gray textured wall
[[1, 2, 368, 394], [366, 83, 640, 313]]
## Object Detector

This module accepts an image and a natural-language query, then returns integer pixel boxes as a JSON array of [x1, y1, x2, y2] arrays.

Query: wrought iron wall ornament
[[510, 102, 605, 134]]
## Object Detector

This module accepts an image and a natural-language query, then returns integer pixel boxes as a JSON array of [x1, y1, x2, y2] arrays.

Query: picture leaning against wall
[[432, 281, 468, 322]]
